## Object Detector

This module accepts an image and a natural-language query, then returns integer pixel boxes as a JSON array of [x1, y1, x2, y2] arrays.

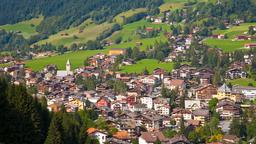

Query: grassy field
[[203, 39, 255, 52], [36, 19, 113, 47], [107, 20, 169, 50], [204, 22, 256, 52], [119, 59, 173, 74], [227, 78, 256, 87], [25, 49, 108, 71], [113, 8, 147, 24], [213, 23, 256, 39], [0, 16, 43, 39]]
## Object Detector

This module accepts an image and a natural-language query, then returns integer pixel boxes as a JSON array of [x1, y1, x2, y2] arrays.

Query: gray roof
[[218, 83, 231, 93]]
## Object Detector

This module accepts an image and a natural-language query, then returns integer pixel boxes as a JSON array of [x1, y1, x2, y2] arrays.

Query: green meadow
[[204, 22, 256, 52], [203, 39, 255, 52], [25, 50, 108, 71], [36, 19, 113, 47], [119, 59, 174, 74], [227, 78, 256, 87], [107, 20, 170, 50], [0, 17, 43, 39]]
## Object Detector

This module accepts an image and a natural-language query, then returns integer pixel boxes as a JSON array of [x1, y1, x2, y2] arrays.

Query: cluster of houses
[[1, 47, 256, 144]]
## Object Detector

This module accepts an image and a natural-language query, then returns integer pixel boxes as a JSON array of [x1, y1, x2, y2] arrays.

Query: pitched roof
[[169, 134, 190, 144], [218, 83, 231, 93], [140, 132, 168, 143], [170, 79, 184, 86]]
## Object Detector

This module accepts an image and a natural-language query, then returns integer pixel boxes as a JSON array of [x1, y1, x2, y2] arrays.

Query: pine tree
[[45, 113, 64, 144]]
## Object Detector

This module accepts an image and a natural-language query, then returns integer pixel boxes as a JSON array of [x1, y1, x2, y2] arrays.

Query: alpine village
[[1, 0, 256, 144]]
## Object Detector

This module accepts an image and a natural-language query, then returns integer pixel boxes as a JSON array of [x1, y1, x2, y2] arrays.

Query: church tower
[[66, 59, 71, 74]]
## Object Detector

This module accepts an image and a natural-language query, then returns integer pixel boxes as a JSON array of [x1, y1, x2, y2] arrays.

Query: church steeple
[[66, 59, 71, 73]]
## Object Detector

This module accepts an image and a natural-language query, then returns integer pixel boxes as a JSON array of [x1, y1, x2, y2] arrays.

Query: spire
[[66, 59, 70, 65], [66, 59, 71, 73]]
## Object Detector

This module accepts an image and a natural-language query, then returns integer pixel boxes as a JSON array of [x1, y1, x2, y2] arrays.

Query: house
[[108, 48, 126, 56], [245, 43, 256, 49], [225, 68, 247, 79], [212, 83, 242, 102], [139, 131, 168, 144], [139, 111, 163, 131], [140, 96, 153, 109], [153, 68, 165, 80], [87, 128, 108, 144], [212, 34, 225, 39], [140, 75, 159, 85], [172, 108, 192, 121], [154, 98, 170, 116], [185, 100, 201, 111], [194, 84, 217, 100], [169, 134, 190, 144], [192, 109, 209, 125], [216, 100, 240, 119], [96, 97, 111, 108], [131, 103, 147, 112], [232, 85, 256, 100], [236, 35, 251, 40], [168, 79, 186, 92]]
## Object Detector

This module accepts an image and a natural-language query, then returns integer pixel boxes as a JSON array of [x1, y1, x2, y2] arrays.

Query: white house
[[87, 128, 108, 144], [140, 97, 153, 109]]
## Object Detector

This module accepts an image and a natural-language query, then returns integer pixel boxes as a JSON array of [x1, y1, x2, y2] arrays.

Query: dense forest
[[0, 75, 98, 144], [0, 0, 163, 34]]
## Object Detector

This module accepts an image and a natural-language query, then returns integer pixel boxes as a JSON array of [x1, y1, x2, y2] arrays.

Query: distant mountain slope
[[0, 0, 163, 35]]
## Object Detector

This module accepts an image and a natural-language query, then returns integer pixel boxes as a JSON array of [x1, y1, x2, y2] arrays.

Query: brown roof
[[169, 134, 190, 144], [193, 109, 209, 117], [170, 79, 184, 86], [140, 132, 168, 143]]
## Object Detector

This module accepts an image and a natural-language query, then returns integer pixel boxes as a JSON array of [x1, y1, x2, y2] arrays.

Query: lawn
[[119, 59, 174, 74], [25, 49, 107, 71], [203, 38, 255, 52], [107, 20, 170, 50], [213, 23, 256, 39], [36, 19, 113, 47], [0, 16, 43, 39], [227, 78, 256, 87], [113, 8, 147, 24]]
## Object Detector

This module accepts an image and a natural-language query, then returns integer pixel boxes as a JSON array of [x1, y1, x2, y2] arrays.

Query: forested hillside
[[0, 76, 98, 144], [0, 0, 163, 34]]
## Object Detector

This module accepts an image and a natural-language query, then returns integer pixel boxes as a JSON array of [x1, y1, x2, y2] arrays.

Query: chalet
[[108, 48, 126, 56], [216, 100, 240, 119], [232, 85, 256, 100], [212, 34, 225, 39], [153, 68, 165, 80], [131, 103, 147, 112], [172, 108, 192, 121], [154, 98, 170, 116], [87, 128, 108, 144], [168, 79, 186, 91], [236, 35, 251, 40], [140, 75, 159, 85], [192, 109, 209, 125], [245, 43, 256, 49], [212, 83, 242, 102], [225, 68, 247, 79], [139, 111, 163, 131], [194, 84, 217, 100], [139, 131, 168, 144], [169, 135, 190, 144], [96, 97, 111, 108], [185, 100, 201, 110]]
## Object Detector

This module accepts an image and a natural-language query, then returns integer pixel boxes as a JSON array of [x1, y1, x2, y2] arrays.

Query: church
[[56, 59, 73, 78]]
